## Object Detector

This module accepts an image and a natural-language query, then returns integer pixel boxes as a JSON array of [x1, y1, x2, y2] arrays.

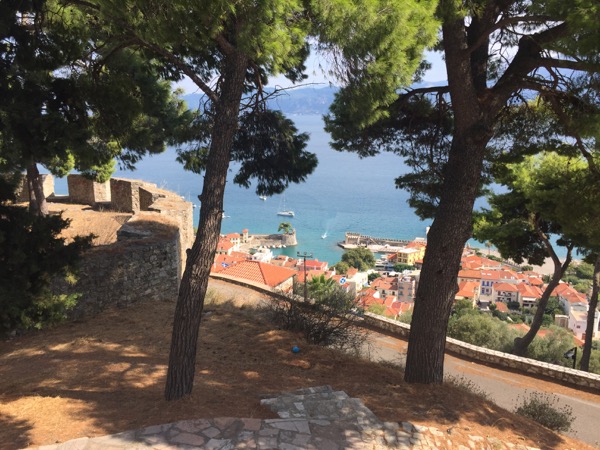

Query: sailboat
[[277, 195, 295, 217]]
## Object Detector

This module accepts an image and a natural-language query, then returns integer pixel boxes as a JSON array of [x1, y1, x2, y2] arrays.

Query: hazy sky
[[174, 50, 447, 94]]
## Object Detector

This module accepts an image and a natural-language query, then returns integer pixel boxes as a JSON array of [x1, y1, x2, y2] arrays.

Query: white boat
[[321, 232, 328, 239], [277, 195, 294, 217], [259, 195, 267, 201], [222, 212, 230, 218]]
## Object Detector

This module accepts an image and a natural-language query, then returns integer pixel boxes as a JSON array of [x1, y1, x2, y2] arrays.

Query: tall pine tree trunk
[[404, 16, 492, 383], [404, 133, 488, 383], [26, 162, 49, 217], [164, 51, 248, 401], [580, 254, 600, 371]]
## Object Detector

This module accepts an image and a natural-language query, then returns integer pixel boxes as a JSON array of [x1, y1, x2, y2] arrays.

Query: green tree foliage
[[68, 0, 324, 400], [340, 247, 376, 271], [0, 1, 189, 215], [319, 0, 600, 384], [452, 298, 477, 317], [448, 314, 519, 353], [308, 274, 337, 301], [333, 261, 350, 275], [397, 310, 413, 324], [0, 179, 91, 332], [277, 222, 293, 234], [367, 303, 386, 316], [393, 263, 415, 272], [575, 263, 595, 280], [527, 326, 574, 364], [368, 272, 381, 282], [474, 152, 600, 355]]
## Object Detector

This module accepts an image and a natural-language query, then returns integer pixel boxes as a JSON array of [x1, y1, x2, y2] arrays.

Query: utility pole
[[297, 251, 313, 302]]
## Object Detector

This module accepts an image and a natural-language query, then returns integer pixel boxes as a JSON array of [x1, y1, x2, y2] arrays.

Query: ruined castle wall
[[15, 174, 55, 202], [67, 175, 110, 205], [110, 178, 155, 212], [56, 216, 180, 318], [40, 174, 195, 318]]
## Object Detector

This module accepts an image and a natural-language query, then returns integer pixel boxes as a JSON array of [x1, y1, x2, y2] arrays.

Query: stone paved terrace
[[27, 386, 541, 450]]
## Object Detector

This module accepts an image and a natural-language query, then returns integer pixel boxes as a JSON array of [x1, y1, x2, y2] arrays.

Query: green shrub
[[526, 326, 574, 365], [269, 283, 366, 353], [514, 392, 574, 433], [397, 310, 412, 324], [448, 313, 520, 352], [586, 349, 600, 374], [367, 303, 386, 315], [0, 200, 91, 333], [507, 301, 521, 310]]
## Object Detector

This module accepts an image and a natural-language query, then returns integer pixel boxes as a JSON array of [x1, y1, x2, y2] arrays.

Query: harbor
[[338, 232, 425, 253]]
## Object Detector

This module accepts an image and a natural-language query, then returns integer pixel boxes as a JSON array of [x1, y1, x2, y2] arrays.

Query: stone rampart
[[15, 174, 55, 202], [56, 216, 181, 318], [44, 174, 195, 318], [110, 178, 149, 212], [67, 174, 110, 205], [362, 312, 600, 391]]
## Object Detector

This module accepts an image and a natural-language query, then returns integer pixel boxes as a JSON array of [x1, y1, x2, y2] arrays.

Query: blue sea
[[56, 115, 432, 265]]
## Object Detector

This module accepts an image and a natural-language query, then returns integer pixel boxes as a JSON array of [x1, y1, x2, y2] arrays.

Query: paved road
[[208, 279, 600, 447], [367, 332, 600, 447]]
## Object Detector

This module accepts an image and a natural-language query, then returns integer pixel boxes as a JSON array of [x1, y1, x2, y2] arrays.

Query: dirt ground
[[0, 282, 594, 450], [0, 203, 593, 449]]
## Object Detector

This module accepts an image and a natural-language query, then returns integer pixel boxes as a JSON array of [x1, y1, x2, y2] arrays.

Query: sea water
[[55, 114, 431, 265]]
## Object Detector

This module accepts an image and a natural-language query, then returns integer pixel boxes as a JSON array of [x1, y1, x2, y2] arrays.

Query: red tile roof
[[212, 254, 247, 273], [517, 282, 542, 299], [347, 268, 358, 277], [456, 281, 479, 298], [218, 260, 296, 287], [494, 282, 519, 292], [494, 302, 509, 312], [217, 238, 235, 252], [458, 269, 482, 280]]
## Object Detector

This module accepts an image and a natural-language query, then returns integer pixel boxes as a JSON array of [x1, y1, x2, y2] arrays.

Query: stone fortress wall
[[48, 174, 194, 318]]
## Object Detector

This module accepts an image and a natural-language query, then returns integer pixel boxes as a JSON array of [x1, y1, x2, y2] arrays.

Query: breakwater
[[338, 232, 420, 252]]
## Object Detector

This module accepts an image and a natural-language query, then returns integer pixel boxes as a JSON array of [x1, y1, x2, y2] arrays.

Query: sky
[[174, 50, 447, 94]]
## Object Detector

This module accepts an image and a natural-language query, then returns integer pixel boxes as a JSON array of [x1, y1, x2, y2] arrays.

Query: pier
[[338, 232, 420, 253]]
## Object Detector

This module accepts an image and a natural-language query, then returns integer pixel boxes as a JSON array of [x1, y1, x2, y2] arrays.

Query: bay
[[56, 114, 431, 265]]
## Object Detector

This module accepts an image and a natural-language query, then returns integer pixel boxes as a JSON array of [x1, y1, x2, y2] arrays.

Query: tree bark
[[512, 228, 572, 356], [164, 50, 249, 401], [404, 133, 489, 382], [26, 162, 49, 216], [404, 13, 493, 383], [580, 254, 600, 371]]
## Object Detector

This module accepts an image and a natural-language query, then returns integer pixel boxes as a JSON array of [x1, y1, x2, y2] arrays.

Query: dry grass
[[1, 204, 591, 449], [0, 283, 593, 450]]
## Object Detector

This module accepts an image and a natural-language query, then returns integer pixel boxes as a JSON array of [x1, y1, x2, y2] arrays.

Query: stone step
[[261, 386, 385, 434]]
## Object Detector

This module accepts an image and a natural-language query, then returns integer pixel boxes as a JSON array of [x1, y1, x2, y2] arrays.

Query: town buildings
[[211, 230, 599, 342]]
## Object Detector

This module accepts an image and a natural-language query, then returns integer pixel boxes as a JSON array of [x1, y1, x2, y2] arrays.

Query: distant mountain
[[181, 86, 337, 116], [180, 81, 446, 116], [265, 86, 337, 115]]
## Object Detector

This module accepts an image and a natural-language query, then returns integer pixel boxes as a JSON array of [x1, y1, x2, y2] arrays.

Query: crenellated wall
[[47, 174, 194, 318], [67, 174, 110, 205], [55, 216, 181, 318]]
